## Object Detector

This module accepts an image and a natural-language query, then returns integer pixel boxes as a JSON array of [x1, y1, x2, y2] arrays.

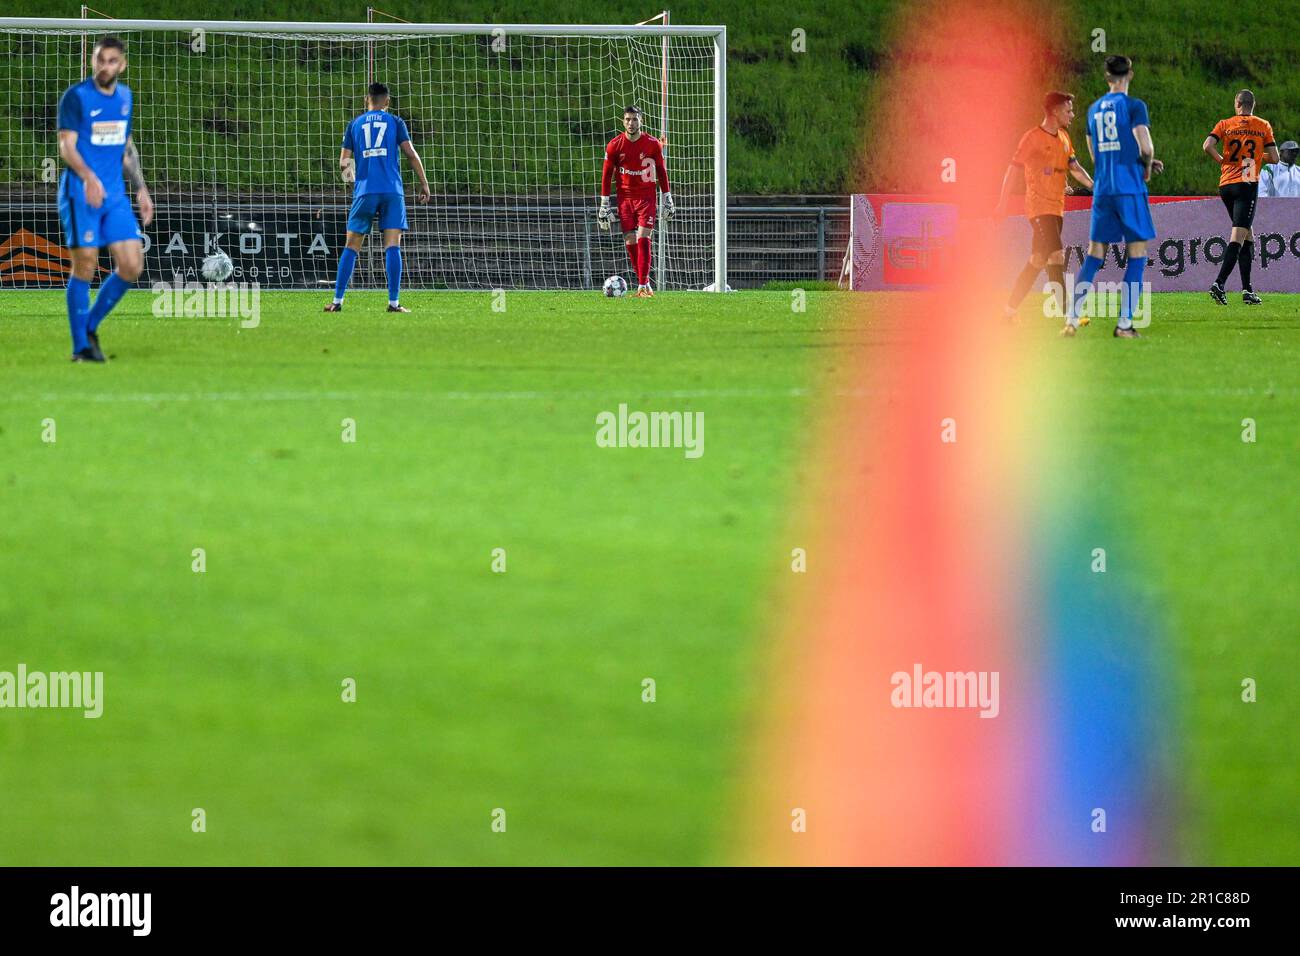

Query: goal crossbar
[[0, 18, 725, 38]]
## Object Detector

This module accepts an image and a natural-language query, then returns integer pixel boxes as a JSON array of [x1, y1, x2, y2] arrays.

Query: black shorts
[[1029, 215, 1064, 258], [1219, 181, 1258, 229]]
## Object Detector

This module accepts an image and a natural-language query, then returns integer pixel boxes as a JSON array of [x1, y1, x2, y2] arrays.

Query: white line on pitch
[[2, 387, 818, 404]]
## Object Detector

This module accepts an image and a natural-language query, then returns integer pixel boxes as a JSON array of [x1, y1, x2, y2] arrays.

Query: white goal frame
[[0, 16, 728, 292]]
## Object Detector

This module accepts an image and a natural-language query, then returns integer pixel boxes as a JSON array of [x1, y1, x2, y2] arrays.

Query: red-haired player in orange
[[597, 105, 673, 297], [996, 91, 1094, 324]]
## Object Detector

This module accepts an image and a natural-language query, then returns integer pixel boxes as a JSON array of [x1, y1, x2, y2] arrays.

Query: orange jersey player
[[1208, 108, 1275, 187], [1015, 121, 1077, 220], [995, 91, 1094, 326], [597, 105, 673, 297], [1203, 90, 1279, 305]]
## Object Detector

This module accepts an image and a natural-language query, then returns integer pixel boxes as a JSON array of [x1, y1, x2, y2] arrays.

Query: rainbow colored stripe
[[745, 0, 1169, 865]]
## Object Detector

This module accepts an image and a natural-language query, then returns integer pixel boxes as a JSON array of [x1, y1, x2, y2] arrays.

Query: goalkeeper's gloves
[[597, 196, 612, 232], [662, 192, 675, 222]]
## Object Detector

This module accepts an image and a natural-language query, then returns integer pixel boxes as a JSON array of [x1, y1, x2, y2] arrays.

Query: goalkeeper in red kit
[[598, 105, 673, 297]]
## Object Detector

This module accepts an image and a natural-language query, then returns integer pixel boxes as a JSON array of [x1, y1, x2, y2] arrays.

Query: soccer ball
[[201, 251, 234, 282], [603, 275, 628, 298]]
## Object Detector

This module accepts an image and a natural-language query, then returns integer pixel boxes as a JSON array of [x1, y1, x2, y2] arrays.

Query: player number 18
[[1093, 110, 1118, 143]]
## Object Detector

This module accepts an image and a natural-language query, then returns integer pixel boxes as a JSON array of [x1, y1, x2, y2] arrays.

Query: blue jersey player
[[1067, 55, 1164, 339], [326, 82, 431, 313], [57, 35, 153, 362]]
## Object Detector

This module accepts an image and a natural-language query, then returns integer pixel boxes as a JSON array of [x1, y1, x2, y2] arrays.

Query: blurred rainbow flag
[[744, 0, 1170, 866]]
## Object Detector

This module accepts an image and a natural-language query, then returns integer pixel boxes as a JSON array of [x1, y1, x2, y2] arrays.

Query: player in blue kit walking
[[1066, 55, 1164, 339], [57, 35, 154, 362], [326, 82, 431, 313]]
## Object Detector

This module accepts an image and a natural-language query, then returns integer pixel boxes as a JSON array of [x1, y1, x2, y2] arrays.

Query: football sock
[[1238, 240, 1254, 291], [1044, 263, 1066, 317], [66, 275, 91, 353], [385, 245, 402, 305], [87, 271, 132, 333], [1007, 261, 1041, 309], [1119, 256, 1146, 330], [626, 241, 639, 279], [1215, 241, 1241, 287], [333, 247, 358, 303], [1070, 254, 1104, 325], [637, 236, 652, 286]]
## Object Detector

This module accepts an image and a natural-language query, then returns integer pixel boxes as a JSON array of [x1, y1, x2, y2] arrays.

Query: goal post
[[0, 17, 727, 292]]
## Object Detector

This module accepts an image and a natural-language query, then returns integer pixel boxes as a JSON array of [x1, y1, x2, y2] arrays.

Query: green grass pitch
[[0, 289, 829, 865], [0, 288, 1295, 864]]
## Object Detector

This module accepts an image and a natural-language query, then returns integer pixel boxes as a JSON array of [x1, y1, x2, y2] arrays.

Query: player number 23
[[1225, 138, 1256, 165]]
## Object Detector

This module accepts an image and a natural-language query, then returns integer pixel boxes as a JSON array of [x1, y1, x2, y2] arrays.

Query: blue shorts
[[59, 190, 141, 249], [1089, 193, 1156, 244], [347, 192, 408, 234]]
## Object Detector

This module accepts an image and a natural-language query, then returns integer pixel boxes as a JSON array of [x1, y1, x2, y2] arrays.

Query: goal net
[[0, 17, 726, 292]]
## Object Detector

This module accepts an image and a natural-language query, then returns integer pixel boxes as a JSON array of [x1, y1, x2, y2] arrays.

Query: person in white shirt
[[1259, 140, 1300, 196]]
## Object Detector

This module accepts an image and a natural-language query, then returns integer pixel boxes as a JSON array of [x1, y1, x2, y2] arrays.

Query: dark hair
[[1236, 89, 1255, 110], [93, 35, 126, 55], [1044, 91, 1073, 113], [1105, 55, 1132, 78], [368, 82, 390, 99], [623, 105, 642, 116]]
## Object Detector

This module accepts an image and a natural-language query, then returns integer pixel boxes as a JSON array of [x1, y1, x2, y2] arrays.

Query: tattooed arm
[[123, 136, 154, 227]]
